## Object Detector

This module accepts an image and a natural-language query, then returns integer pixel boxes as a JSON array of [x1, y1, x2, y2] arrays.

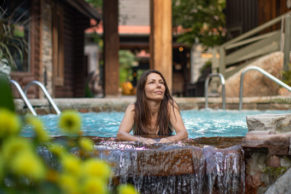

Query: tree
[[172, 0, 226, 47]]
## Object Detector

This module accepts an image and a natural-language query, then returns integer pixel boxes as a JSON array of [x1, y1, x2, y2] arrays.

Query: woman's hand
[[139, 137, 156, 144], [159, 138, 171, 143]]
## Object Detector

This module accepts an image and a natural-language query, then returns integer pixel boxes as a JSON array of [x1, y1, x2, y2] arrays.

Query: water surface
[[22, 109, 291, 138]]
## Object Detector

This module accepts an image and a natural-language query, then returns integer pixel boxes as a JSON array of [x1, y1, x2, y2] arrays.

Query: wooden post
[[283, 14, 291, 72], [103, 0, 119, 96], [219, 47, 225, 76], [150, 0, 172, 92]]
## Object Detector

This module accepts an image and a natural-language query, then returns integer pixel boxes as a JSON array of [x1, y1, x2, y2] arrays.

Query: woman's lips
[[154, 91, 163, 95]]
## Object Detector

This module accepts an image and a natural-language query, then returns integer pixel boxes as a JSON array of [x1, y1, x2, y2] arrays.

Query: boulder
[[265, 167, 291, 194], [224, 52, 284, 97], [246, 113, 291, 133]]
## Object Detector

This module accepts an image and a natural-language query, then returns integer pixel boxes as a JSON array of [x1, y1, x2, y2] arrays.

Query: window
[[0, 0, 30, 72]]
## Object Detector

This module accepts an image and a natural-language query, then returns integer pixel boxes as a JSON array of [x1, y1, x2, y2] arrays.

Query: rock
[[242, 131, 291, 155], [265, 167, 291, 194], [267, 155, 281, 168], [246, 113, 291, 133], [223, 52, 283, 97]]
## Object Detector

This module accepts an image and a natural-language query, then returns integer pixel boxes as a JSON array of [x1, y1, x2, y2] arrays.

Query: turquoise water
[[22, 109, 291, 139]]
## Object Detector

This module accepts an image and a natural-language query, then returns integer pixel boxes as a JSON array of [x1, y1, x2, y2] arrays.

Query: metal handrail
[[239, 66, 291, 110], [10, 80, 37, 116], [24, 80, 61, 115], [205, 73, 226, 110]]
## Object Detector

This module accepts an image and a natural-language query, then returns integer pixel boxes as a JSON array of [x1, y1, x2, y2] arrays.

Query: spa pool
[[22, 109, 291, 138]]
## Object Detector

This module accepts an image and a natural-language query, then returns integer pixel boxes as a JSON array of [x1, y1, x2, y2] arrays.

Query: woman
[[117, 70, 188, 144]]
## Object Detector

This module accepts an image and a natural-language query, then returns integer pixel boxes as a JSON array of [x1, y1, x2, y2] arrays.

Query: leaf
[[0, 75, 15, 112]]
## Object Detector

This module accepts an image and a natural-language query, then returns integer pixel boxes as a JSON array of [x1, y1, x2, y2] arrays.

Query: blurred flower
[[0, 109, 21, 138], [11, 150, 46, 180], [2, 137, 32, 162], [118, 184, 138, 194], [79, 137, 94, 152], [59, 111, 81, 135], [82, 177, 107, 194], [58, 173, 79, 194], [82, 159, 111, 181], [46, 169, 59, 183], [26, 115, 50, 142], [48, 143, 67, 157], [61, 154, 81, 176]]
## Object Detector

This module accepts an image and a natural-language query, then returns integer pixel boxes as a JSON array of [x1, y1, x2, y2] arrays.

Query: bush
[[0, 77, 138, 194]]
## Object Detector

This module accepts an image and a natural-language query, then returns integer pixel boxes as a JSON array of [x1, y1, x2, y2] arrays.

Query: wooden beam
[[103, 0, 119, 96], [150, 0, 172, 92]]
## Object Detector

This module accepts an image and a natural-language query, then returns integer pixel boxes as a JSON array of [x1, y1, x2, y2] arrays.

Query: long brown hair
[[133, 70, 174, 136]]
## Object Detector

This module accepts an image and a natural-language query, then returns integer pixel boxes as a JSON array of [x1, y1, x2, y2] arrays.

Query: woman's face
[[144, 73, 165, 101]]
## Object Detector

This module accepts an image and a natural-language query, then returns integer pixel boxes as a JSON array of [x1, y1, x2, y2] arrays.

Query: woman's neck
[[147, 100, 161, 115]]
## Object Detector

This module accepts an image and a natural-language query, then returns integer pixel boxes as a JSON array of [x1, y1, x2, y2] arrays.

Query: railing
[[204, 73, 226, 110], [212, 11, 291, 79], [239, 66, 291, 110], [24, 80, 61, 115], [10, 80, 37, 116]]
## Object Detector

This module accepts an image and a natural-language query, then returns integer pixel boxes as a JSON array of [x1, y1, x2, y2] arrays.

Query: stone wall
[[40, 0, 53, 96], [243, 113, 291, 193]]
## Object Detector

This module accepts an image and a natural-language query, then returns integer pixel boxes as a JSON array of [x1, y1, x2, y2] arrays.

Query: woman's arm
[[159, 101, 188, 143], [117, 104, 156, 144]]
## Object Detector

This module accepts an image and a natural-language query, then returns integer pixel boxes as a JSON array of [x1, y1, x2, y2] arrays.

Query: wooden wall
[[54, 1, 90, 98], [226, 0, 291, 39]]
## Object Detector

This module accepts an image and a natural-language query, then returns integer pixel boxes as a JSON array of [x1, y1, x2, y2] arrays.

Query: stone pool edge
[[14, 96, 291, 114]]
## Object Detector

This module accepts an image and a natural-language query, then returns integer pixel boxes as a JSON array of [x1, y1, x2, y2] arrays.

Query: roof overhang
[[64, 0, 101, 22]]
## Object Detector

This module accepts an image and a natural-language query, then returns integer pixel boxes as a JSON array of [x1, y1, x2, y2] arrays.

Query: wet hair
[[133, 69, 174, 136]]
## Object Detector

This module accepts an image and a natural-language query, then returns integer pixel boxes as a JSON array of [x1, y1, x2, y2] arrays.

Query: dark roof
[[64, 0, 101, 21]]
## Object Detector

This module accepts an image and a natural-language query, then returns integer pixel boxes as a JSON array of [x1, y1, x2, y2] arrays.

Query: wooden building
[[226, 0, 291, 39], [2, 0, 100, 98]]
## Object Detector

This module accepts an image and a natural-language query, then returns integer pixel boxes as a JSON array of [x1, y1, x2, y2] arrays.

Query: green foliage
[[263, 166, 288, 179], [0, 7, 28, 70], [119, 50, 137, 84], [172, 0, 226, 47], [85, 0, 102, 10], [282, 64, 291, 86], [0, 75, 15, 112], [200, 60, 212, 74]]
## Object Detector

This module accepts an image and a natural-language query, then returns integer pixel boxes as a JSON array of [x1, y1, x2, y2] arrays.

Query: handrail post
[[24, 81, 61, 115], [283, 13, 291, 71], [205, 73, 226, 110], [10, 80, 37, 116], [219, 47, 226, 76], [239, 66, 291, 110]]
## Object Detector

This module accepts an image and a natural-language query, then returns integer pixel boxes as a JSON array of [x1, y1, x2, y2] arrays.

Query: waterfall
[[94, 141, 245, 194]]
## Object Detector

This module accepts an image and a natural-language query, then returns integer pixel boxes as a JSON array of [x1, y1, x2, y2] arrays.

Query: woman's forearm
[[117, 131, 139, 141], [166, 130, 188, 142]]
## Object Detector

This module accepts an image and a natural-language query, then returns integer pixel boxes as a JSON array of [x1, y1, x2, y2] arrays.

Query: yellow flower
[[0, 109, 21, 138], [48, 143, 67, 157], [79, 137, 94, 152], [2, 137, 32, 162], [26, 115, 50, 142], [11, 150, 46, 181], [82, 177, 107, 194], [118, 184, 138, 194], [59, 110, 81, 135], [58, 173, 80, 194], [82, 159, 111, 181], [61, 154, 81, 176]]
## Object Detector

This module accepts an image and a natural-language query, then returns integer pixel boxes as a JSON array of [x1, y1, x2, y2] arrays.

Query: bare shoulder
[[126, 103, 135, 112], [167, 100, 179, 111]]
